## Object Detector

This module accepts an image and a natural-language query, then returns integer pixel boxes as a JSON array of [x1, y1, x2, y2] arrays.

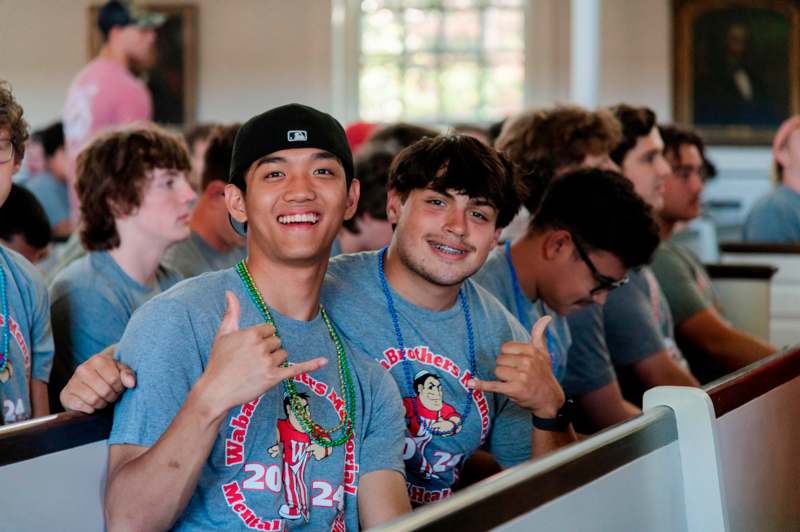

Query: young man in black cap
[[104, 104, 409, 530]]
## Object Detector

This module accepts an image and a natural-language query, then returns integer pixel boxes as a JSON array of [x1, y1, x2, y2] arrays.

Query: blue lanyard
[[503, 242, 559, 375], [378, 248, 474, 436]]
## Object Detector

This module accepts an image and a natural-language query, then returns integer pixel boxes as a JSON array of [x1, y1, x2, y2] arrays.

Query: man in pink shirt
[[62, 0, 163, 222]]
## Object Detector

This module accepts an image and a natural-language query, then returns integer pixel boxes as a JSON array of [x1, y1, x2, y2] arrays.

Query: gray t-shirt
[[0, 246, 54, 424], [564, 267, 673, 398], [49, 251, 182, 378], [322, 251, 533, 505], [110, 268, 405, 531], [21, 171, 70, 228], [605, 268, 690, 400], [471, 245, 570, 382], [743, 185, 800, 242], [563, 305, 616, 397], [650, 241, 716, 326], [162, 230, 246, 279]]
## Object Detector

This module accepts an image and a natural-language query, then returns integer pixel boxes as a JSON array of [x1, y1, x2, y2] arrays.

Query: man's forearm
[[709, 329, 776, 371], [105, 384, 226, 531], [531, 426, 576, 458]]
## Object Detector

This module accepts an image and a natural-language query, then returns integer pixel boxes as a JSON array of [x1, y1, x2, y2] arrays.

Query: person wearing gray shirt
[[743, 185, 800, 242], [744, 115, 800, 242], [322, 135, 576, 505], [0, 84, 54, 423], [104, 104, 411, 530], [162, 124, 247, 278], [48, 125, 195, 397]]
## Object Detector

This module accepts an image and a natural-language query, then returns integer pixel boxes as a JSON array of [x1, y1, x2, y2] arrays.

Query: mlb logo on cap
[[287, 130, 308, 142]]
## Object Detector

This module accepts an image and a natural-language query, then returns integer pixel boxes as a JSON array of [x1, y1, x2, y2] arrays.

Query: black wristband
[[531, 397, 574, 432]]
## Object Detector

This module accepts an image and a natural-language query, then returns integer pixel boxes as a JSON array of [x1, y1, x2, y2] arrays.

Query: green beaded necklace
[[236, 260, 355, 448]]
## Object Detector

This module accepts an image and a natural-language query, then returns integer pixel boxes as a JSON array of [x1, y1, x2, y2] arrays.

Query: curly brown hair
[[0, 81, 30, 164], [77, 124, 191, 251], [496, 105, 621, 174]]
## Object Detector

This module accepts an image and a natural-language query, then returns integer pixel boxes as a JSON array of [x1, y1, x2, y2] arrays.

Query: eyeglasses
[[572, 236, 629, 295], [0, 139, 14, 164]]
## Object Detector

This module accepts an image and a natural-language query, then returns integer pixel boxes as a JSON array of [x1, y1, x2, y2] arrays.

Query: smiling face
[[121, 168, 196, 247], [416, 375, 444, 411], [387, 186, 501, 289], [620, 127, 671, 210], [227, 148, 358, 265]]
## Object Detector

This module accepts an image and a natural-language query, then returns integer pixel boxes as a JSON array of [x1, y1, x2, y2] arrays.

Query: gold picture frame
[[87, 3, 198, 127], [673, 0, 800, 144]]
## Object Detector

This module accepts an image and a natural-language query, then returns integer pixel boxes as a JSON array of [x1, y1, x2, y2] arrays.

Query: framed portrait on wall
[[87, 3, 197, 127], [673, 0, 800, 144]]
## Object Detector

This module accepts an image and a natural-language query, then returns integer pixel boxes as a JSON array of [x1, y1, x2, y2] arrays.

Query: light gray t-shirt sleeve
[[358, 368, 407, 477], [602, 280, 666, 366], [651, 246, 712, 326], [564, 305, 616, 396], [110, 297, 203, 447]]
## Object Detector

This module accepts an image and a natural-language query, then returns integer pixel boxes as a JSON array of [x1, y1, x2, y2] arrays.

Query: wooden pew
[[705, 263, 777, 340], [719, 242, 800, 347]]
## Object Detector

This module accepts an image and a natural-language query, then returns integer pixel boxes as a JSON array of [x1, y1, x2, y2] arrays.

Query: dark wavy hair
[[609, 104, 657, 166], [389, 134, 526, 228], [531, 168, 660, 269], [77, 124, 191, 250]]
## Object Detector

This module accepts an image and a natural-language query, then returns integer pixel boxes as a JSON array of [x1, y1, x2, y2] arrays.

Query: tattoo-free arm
[[574, 381, 641, 433], [357, 470, 411, 528], [677, 308, 776, 371], [105, 384, 227, 531], [631, 350, 700, 388]]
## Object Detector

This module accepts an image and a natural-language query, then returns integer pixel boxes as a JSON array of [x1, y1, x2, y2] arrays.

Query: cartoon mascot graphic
[[268, 393, 332, 522], [402, 370, 462, 479]]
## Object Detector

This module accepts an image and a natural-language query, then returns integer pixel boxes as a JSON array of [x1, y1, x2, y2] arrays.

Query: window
[[358, 0, 526, 123]]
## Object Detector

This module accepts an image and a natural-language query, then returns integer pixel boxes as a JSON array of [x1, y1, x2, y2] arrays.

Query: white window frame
[[331, 0, 567, 125]]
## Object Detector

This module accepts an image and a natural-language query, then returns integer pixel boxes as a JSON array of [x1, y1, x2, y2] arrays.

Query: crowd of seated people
[[0, 9, 792, 527]]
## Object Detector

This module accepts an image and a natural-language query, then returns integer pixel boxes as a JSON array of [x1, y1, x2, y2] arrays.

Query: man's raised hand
[[194, 291, 327, 419], [468, 316, 565, 418]]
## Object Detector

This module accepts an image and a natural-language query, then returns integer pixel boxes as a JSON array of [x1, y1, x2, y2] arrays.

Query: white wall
[[598, 0, 672, 120], [0, 0, 334, 129]]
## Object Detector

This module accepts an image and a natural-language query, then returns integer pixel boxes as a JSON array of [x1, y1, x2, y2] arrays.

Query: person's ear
[[542, 229, 572, 261], [343, 178, 360, 221], [386, 188, 403, 225], [225, 184, 247, 225]]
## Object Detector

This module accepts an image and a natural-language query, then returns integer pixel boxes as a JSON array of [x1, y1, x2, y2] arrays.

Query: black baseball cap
[[98, 1, 165, 36], [227, 103, 354, 235], [229, 103, 354, 190]]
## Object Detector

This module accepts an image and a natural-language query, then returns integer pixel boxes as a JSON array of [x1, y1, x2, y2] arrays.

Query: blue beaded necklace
[[0, 266, 9, 377], [377, 247, 475, 437], [503, 241, 558, 375]]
